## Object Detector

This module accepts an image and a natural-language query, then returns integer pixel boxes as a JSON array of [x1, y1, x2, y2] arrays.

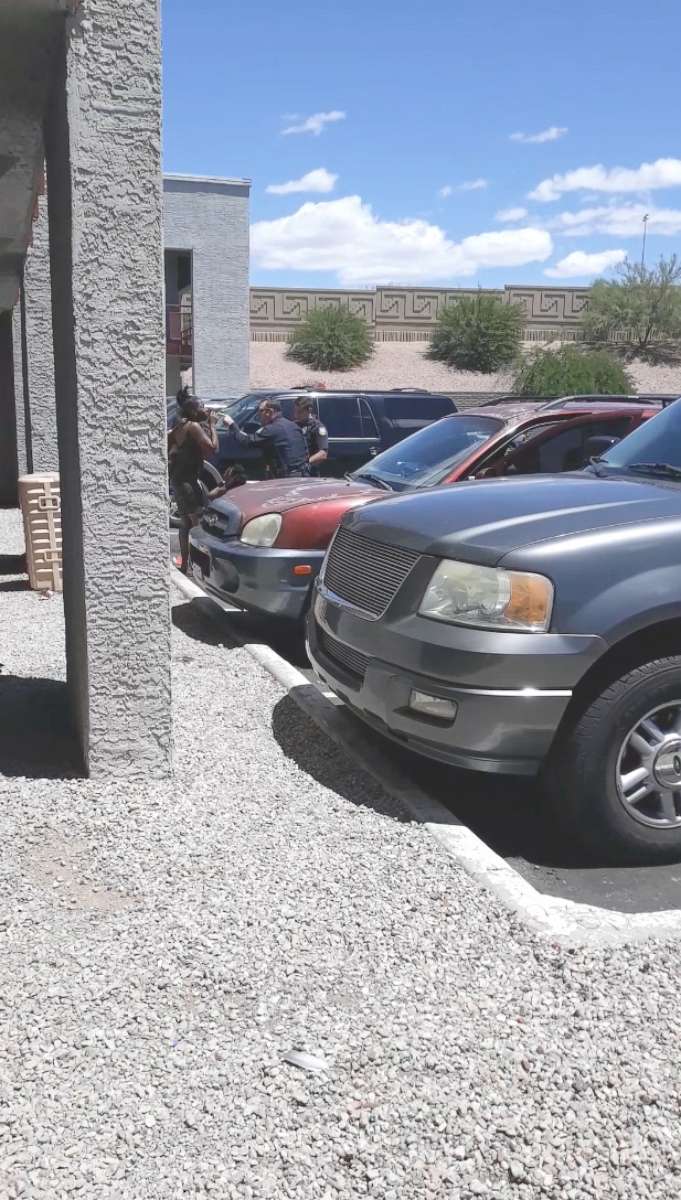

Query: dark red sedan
[[188, 396, 660, 620]]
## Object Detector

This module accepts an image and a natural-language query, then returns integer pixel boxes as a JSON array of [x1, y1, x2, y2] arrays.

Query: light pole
[[641, 213, 649, 268]]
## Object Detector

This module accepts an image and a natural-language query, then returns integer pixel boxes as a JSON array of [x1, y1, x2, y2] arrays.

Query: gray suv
[[307, 397, 681, 863]]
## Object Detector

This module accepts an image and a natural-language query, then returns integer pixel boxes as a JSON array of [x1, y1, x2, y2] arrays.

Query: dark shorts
[[174, 479, 203, 519]]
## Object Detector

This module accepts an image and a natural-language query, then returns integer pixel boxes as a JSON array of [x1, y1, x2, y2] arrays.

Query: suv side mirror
[[585, 435, 620, 462]]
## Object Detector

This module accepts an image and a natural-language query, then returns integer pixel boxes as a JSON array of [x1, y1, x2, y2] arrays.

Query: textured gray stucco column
[[11, 292, 31, 477], [0, 312, 18, 505], [43, 0, 172, 778], [164, 176, 250, 397], [22, 191, 58, 471]]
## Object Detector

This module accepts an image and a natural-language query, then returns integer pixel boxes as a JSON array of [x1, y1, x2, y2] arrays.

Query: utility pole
[[641, 213, 649, 268]]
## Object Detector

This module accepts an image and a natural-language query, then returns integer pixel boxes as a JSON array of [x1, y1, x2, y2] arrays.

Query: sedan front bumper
[[188, 527, 325, 620]]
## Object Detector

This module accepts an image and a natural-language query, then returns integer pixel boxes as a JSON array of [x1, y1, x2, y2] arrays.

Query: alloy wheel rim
[[615, 701, 681, 830]]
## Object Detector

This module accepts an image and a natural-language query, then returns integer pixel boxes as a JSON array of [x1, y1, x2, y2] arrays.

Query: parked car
[[210, 388, 457, 478], [188, 396, 659, 621], [307, 396, 681, 864]]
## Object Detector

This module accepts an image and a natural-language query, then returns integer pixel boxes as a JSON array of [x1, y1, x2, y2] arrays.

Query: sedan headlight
[[240, 513, 282, 548], [419, 560, 553, 632]]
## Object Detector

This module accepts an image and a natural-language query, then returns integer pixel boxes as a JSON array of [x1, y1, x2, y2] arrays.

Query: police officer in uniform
[[294, 396, 329, 475], [222, 398, 310, 478]]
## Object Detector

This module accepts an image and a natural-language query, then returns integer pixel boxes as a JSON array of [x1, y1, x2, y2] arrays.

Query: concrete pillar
[[11, 291, 32, 477], [43, 0, 172, 779], [22, 191, 58, 471], [0, 312, 18, 506]]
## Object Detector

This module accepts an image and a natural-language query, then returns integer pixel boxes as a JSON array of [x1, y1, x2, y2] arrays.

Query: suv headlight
[[419, 560, 554, 632], [240, 513, 282, 548]]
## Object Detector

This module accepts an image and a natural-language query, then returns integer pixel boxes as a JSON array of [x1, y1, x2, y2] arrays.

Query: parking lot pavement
[[175, 559, 681, 917]]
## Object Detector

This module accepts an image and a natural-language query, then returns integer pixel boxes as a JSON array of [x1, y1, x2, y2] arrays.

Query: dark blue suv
[[210, 389, 457, 478]]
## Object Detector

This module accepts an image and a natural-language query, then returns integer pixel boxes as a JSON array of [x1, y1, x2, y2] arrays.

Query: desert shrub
[[427, 294, 524, 373], [583, 255, 681, 353], [286, 307, 373, 371], [513, 344, 634, 397]]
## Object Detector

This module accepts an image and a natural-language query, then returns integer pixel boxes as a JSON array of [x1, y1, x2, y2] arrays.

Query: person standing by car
[[169, 397, 219, 574], [294, 396, 328, 475], [222, 398, 310, 478]]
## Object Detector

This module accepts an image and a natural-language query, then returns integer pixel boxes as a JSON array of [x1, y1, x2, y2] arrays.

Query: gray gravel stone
[[1, 506, 681, 1199]]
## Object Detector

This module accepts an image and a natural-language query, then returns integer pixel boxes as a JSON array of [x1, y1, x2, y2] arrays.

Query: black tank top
[[171, 422, 204, 484]]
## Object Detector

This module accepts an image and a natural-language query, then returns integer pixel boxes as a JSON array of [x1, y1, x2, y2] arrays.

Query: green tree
[[583, 255, 681, 354], [427, 294, 524, 373], [286, 306, 373, 371], [513, 344, 634, 397]]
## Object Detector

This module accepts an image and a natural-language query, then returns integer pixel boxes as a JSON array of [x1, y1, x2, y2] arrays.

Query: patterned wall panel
[[250, 288, 375, 327], [374, 287, 503, 326], [250, 285, 592, 333], [504, 286, 591, 326]]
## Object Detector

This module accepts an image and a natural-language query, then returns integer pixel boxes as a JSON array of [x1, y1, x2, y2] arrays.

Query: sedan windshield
[[600, 398, 681, 475], [352, 414, 502, 491]]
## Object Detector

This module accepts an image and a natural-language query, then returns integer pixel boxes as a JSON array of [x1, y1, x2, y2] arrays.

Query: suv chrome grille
[[323, 527, 419, 617], [319, 629, 369, 680]]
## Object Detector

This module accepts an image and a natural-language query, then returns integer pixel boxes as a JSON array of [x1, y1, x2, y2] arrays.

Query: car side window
[[359, 398, 380, 438], [318, 396, 363, 438], [582, 417, 632, 442], [508, 425, 585, 474]]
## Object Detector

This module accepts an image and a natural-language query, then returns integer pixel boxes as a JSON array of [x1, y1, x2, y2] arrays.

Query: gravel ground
[[250, 340, 681, 395], [2, 508, 681, 1199]]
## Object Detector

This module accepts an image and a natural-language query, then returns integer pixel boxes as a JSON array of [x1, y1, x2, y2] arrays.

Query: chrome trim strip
[[449, 685, 572, 699], [317, 582, 381, 621]]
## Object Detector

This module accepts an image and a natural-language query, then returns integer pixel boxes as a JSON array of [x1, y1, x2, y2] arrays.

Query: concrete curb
[[171, 568, 681, 947]]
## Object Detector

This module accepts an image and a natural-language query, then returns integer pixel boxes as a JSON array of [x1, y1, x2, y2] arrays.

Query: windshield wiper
[[626, 462, 681, 480], [350, 472, 393, 491]]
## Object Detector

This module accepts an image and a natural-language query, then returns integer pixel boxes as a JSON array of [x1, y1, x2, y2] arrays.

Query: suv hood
[[343, 473, 681, 565]]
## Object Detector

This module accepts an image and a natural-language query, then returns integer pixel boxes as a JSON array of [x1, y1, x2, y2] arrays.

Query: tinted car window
[[359, 398, 380, 438], [353, 414, 502, 490], [318, 395, 363, 438], [384, 394, 453, 420], [509, 418, 634, 474]]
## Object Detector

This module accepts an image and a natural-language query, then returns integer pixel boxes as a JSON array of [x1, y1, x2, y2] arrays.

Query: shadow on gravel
[[0, 676, 83, 779], [0, 553, 26, 575], [172, 599, 241, 648], [0, 578, 29, 592], [271, 694, 410, 822], [172, 599, 309, 668]]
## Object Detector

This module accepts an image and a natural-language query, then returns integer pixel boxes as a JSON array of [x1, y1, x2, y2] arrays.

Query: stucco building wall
[[164, 176, 250, 398]]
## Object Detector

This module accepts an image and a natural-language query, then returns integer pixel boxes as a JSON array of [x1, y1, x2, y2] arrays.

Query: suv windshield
[[600, 398, 681, 473], [352, 414, 502, 490]]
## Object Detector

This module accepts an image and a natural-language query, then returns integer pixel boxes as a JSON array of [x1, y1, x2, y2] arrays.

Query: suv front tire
[[549, 657, 681, 863]]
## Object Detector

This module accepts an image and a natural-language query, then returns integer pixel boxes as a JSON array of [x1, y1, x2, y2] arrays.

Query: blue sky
[[162, 0, 681, 289]]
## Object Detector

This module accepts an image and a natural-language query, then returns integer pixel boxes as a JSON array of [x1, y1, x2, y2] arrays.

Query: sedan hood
[[343, 473, 681, 565], [212, 477, 372, 522]]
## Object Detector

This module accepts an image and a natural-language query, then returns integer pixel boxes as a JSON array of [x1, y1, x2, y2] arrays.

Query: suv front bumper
[[307, 586, 605, 776]]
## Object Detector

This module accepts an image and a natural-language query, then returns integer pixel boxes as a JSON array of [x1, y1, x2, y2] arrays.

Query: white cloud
[[544, 249, 627, 279], [438, 185, 453, 198], [266, 168, 337, 196], [496, 206, 529, 223], [551, 202, 681, 238], [281, 110, 346, 136], [251, 194, 553, 285], [530, 156, 681, 202], [459, 178, 488, 191], [510, 126, 568, 145]]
